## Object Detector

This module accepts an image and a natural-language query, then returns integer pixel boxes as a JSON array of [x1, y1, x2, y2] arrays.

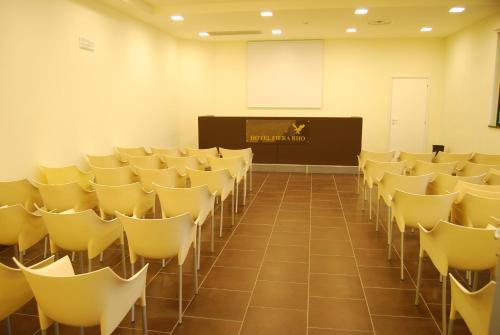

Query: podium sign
[[246, 119, 310, 144]]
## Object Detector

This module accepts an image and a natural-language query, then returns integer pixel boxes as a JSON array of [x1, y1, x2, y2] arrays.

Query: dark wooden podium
[[198, 116, 362, 166]]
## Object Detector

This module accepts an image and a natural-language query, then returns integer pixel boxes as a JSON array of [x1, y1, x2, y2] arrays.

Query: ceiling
[[97, 0, 500, 40]]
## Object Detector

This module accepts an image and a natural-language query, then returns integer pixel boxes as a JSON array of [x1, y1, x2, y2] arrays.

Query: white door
[[389, 78, 429, 152]]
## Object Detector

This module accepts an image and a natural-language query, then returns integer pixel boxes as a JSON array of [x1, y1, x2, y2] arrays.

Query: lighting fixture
[[346, 27, 357, 33], [170, 15, 184, 21], [355, 8, 369, 15], [420, 26, 432, 32], [261, 11, 273, 17], [272, 29, 282, 35], [199, 32, 209, 37], [449, 7, 465, 13]]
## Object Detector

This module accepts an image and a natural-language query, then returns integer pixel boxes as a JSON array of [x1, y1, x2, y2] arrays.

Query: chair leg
[[44, 236, 48, 258], [121, 243, 127, 278], [243, 175, 247, 206], [357, 169, 360, 194], [13, 245, 19, 260], [71, 251, 76, 262], [197, 226, 201, 270], [131, 263, 136, 323], [387, 207, 391, 245], [5, 316, 11, 335], [235, 183, 239, 214], [88, 258, 92, 272], [250, 165, 253, 191], [142, 304, 148, 335], [364, 184, 367, 201], [415, 255, 423, 305], [19, 248, 24, 264], [193, 246, 199, 294], [54, 323, 60, 335], [369, 187, 372, 220], [141, 257, 145, 268], [442, 275, 448, 335], [219, 199, 224, 237], [211, 210, 215, 253], [400, 232, 404, 280], [376, 198, 380, 231], [447, 319, 454, 335], [79, 251, 85, 273], [79, 327, 85, 335], [472, 271, 479, 291], [99, 252, 104, 263], [231, 190, 235, 226], [178, 264, 183, 324], [387, 219, 393, 260]]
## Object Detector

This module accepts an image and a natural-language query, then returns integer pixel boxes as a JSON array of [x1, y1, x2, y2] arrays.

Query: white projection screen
[[247, 40, 323, 109]]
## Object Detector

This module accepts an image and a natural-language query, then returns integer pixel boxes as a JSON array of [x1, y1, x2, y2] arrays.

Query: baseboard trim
[[252, 164, 357, 174]]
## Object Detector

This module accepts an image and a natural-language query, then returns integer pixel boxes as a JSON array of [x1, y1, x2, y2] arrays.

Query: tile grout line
[[168, 174, 270, 334], [236, 173, 291, 335], [333, 174, 377, 334], [306, 173, 313, 334]]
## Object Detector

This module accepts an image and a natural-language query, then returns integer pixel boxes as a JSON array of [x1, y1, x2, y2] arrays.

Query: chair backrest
[[186, 147, 219, 165], [117, 212, 196, 263], [470, 153, 500, 165], [86, 154, 124, 168], [14, 255, 148, 333], [207, 156, 246, 180], [449, 274, 496, 335], [162, 155, 202, 175], [424, 220, 500, 271], [0, 179, 42, 211], [126, 154, 163, 170], [219, 147, 253, 165], [485, 168, 500, 185], [398, 152, 434, 171], [187, 168, 234, 200], [115, 147, 148, 162], [413, 160, 457, 177], [92, 182, 154, 218], [40, 208, 119, 253], [378, 173, 432, 206], [91, 166, 136, 186], [0, 257, 54, 319], [459, 162, 500, 177], [434, 152, 472, 164], [136, 167, 182, 191], [454, 193, 500, 228], [428, 173, 485, 195], [453, 181, 500, 202], [37, 182, 96, 212], [392, 190, 457, 230], [358, 150, 394, 169], [0, 204, 46, 250], [150, 147, 183, 157], [363, 160, 406, 188], [39, 165, 93, 190], [154, 184, 213, 221]]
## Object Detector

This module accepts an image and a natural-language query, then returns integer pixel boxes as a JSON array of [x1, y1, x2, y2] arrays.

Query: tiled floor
[[0, 172, 475, 335]]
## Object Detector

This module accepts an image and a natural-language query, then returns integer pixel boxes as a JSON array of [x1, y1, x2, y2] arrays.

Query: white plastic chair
[[390, 190, 458, 279], [161, 155, 204, 186], [115, 146, 148, 163], [136, 167, 184, 191], [38, 165, 94, 190], [117, 212, 198, 324], [428, 173, 485, 195], [187, 168, 235, 237], [37, 182, 97, 212], [126, 154, 164, 170], [453, 192, 500, 228], [39, 208, 126, 276], [0, 257, 54, 335], [150, 147, 184, 157], [485, 168, 500, 185], [398, 151, 434, 174], [413, 160, 458, 177], [14, 255, 148, 335], [0, 179, 43, 212], [458, 162, 500, 177], [470, 153, 500, 165], [154, 184, 215, 269], [0, 204, 47, 263], [91, 165, 137, 186], [434, 152, 472, 169], [416, 221, 500, 334], [219, 147, 254, 191], [357, 150, 395, 194], [208, 156, 247, 212], [186, 147, 219, 168], [86, 154, 124, 168]]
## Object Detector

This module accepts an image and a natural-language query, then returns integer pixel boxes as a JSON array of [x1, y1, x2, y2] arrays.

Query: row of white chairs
[[357, 150, 500, 335]]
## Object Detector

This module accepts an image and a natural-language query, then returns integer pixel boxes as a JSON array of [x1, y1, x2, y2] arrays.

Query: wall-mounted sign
[[246, 119, 310, 143]]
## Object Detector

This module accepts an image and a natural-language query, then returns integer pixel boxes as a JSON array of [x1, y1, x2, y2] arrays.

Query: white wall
[[442, 13, 500, 153], [177, 38, 446, 152], [0, 0, 179, 179]]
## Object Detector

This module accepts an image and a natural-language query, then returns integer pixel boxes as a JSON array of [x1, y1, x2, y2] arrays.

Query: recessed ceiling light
[[272, 29, 282, 35], [355, 8, 369, 15], [346, 27, 357, 33], [449, 6, 465, 13], [170, 15, 184, 21], [420, 26, 433, 32], [261, 11, 273, 17], [199, 32, 209, 37]]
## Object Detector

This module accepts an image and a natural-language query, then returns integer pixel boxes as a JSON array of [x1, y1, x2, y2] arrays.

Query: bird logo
[[292, 123, 305, 135]]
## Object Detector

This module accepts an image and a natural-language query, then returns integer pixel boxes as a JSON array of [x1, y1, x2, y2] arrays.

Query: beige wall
[[442, 13, 500, 153], [178, 38, 446, 152], [0, 0, 179, 179]]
